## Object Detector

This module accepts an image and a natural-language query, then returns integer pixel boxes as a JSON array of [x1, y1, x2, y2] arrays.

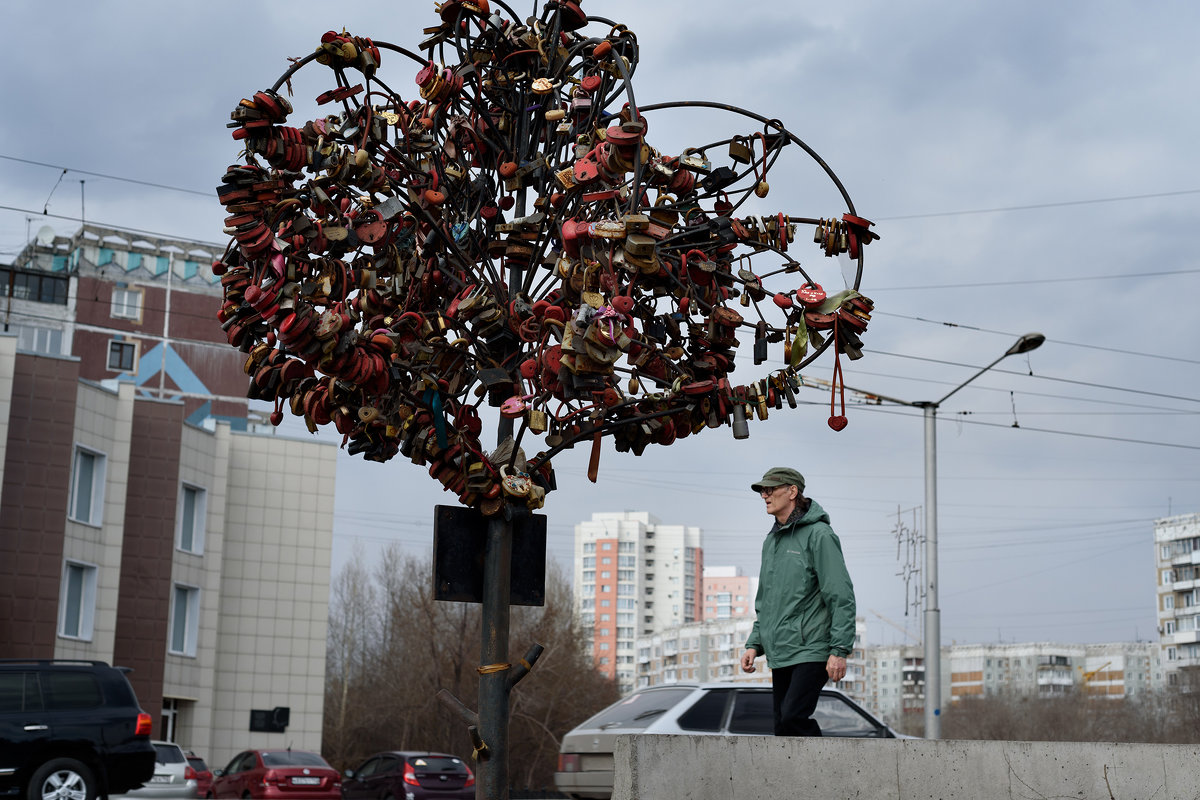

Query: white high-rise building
[[1154, 512, 1200, 685], [574, 511, 702, 692]]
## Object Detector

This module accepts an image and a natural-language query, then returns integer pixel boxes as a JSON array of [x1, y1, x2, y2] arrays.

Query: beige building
[[574, 511, 703, 693]]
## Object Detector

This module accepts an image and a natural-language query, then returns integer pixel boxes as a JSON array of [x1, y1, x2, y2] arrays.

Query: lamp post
[[857, 333, 1045, 739]]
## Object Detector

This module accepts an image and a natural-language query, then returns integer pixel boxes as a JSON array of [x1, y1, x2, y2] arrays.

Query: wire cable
[[876, 187, 1200, 221], [0, 154, 212, 197]]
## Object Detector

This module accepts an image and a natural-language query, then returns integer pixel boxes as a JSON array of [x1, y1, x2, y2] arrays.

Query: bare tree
[[941, 689, 1200, 744], [324, 545, 618, 789]]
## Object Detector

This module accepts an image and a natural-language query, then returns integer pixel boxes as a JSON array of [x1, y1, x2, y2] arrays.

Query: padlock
[[728, 135, 753, 164], [527, 407, 549, 433], [753, 320, 769, 365]]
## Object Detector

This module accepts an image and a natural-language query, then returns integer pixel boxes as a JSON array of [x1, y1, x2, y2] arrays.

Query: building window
[[58, 561, 97, 640], [111, 287, 143, 321], [602, 542, 612, 550], [584, 543, 596, 553], [107, 340, 136, 372], [177, 484, 206, 554], [4, 269, 68, 304], [15, 325, 64, 356], [1165, 595, 1175, 610], [68, 446, 106, 526], [169, 584, 200, 657]]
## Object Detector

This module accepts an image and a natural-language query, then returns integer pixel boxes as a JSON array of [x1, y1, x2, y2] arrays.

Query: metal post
[[921, 403, 941, 739], [478, 512, 513, 800]]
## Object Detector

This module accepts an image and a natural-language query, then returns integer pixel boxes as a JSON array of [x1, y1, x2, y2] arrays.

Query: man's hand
[[826, 655, 847, 682], [740, 648, 759, 673]]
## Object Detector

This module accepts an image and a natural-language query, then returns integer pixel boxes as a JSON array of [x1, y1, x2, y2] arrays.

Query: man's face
[[761, 484, 796, 517]]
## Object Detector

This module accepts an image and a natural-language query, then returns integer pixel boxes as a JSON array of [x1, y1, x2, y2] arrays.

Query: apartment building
[[700, 565, 755, 621], [574, 511, 702, 692], [7, 223, 248, 421], [1154, 512, 1200, 686], [0, 225, 338, 768], [948, 642, 1161, 701], [635, 616, 870, 705]]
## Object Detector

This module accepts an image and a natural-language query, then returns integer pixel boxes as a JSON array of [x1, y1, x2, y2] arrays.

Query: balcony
[[1165, 630, 1200, 646]]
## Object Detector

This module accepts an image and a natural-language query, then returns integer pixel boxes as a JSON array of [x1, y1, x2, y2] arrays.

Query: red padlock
[[797, 282, 826, 307]]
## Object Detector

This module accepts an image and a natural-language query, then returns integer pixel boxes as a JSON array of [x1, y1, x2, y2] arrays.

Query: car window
[[677, 689, 731, 732], [376, 756, 399, 775], [581, 687, 696, 730], [0, 672, 40, 712], [408, 757, 466, 774], [187, 757, 209, 772], [354, 757, 380, 778], [726, 690, 773, 735], [42, 672, 102, 710], [154, 744, 186, 763], [262, 751, 329, 768], [814, 695, 884, 737], [224, 752, 251, 774]]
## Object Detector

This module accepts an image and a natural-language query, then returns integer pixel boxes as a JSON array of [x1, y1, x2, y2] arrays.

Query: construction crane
[[870, 609, 922, 645], [1077, 661, 1112, 692]]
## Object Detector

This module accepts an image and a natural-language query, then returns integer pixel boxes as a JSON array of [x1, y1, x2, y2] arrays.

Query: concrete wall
[[613, 734, 1200, 800]]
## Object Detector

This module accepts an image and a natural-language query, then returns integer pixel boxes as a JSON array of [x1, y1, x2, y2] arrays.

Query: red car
[[211, 750, 340, 800], [185, 751, 213, 798]]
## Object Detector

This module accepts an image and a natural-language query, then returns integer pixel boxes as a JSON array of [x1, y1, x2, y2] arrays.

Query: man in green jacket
[[740, 467, 856, 736]]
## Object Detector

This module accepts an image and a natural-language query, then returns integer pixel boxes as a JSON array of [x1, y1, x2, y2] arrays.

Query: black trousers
[[772, 661, 828, 736]]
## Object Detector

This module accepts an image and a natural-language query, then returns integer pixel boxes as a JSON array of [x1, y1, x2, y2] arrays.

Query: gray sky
[[3, 1, 1197, 647]]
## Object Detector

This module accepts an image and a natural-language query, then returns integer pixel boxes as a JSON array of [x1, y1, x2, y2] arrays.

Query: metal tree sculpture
[[214, 0, 878, 515]]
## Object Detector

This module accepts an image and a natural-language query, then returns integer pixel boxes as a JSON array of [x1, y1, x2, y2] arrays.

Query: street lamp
[[859, 333, 1044, 739]]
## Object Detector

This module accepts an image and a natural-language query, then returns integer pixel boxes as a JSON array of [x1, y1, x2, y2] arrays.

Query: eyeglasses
[[759, 485, 789, 498]]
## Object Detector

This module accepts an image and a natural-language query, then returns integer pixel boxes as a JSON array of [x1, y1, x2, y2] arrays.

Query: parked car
[[210, 750, 340, 800], [554, 682, 912, 799], [185, 751, 213, 798], [341, 752, 474, 800], [110, 741, 197, 799], [0, 659, 156, 800]]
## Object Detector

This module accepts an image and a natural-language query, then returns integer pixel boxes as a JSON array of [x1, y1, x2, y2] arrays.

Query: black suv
[[0, 660, 155, 800]]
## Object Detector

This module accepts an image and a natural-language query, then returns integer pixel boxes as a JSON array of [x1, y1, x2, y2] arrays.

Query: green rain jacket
[[745, 499, 856, 668]]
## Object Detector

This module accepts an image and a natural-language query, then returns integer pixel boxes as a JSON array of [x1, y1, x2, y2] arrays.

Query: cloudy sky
[[3, 1, 1197, 648]]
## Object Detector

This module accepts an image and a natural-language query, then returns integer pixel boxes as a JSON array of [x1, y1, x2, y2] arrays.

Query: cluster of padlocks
[[214, 0, 877, 513]]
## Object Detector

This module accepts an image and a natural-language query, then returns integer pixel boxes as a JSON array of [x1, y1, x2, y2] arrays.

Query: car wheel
[[27, 759, 96, 800]]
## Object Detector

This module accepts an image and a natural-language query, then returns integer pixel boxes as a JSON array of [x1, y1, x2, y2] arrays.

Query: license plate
[[149, 776, 171, 784], [291, 777, 321, 785]]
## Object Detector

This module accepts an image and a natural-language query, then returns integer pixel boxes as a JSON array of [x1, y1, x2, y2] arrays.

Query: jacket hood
[[776, 498, 830, 532]]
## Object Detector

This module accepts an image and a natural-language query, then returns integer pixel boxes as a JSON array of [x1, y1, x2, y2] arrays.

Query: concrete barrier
[[612, 734, 1200, 800]]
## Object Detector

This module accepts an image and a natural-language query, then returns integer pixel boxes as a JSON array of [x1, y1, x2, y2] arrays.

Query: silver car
[[112, 741, 197, 800], [554, 682, 911, 800]]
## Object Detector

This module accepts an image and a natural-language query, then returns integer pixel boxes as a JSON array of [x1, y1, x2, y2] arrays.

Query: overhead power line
[[874, 312, 1200, 367], [877, 187, 1200, 221], [0, 154, 211, 197], [0, 204, 222, 248], [869, 350, 1200, 405], [871, 268, 1200, 292]]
